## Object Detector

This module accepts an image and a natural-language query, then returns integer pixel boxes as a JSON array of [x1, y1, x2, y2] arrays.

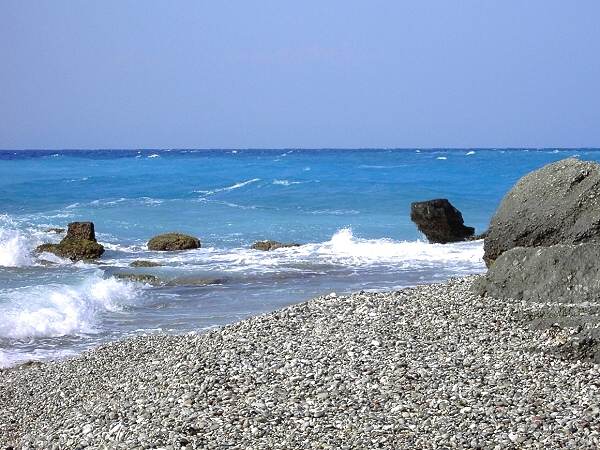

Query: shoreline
[[2, 276, 600, 448]]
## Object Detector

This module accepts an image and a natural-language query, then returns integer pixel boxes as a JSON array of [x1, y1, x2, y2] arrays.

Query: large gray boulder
[[475, 243, 600, 303], [475, 243, 600, 362], [410, 199, 475, 243], [483, 158, 600, 266]]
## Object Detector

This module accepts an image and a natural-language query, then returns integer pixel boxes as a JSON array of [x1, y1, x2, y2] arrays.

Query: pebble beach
[[2, 276, 599, 449]]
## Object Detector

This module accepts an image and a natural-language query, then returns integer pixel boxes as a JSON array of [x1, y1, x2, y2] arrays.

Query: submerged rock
[[147, 233, 200, 251], [251, 240, 301, 251], [483, 158, 600, 266], [130, 260, 162, 267], [36, 221, 104, 261], [165, 277, 226, 286], [410, 199, 475, 243]]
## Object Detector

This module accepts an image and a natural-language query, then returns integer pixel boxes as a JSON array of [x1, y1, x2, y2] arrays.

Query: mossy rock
[[36, 238, 104, 261], [114, 273, 161, 285], [147, 233, 200, 251], [130, 260, 162, 267], [251, 240, 301, 251]]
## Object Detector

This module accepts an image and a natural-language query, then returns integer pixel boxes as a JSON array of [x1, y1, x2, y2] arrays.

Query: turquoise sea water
[[0, 148, 596, 366]]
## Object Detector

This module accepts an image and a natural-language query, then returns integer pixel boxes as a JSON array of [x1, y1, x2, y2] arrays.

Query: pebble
[[1, 276, 599, 448]]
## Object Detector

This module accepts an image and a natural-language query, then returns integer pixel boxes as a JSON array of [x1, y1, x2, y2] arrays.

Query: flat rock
[[113, 273, 161, 285], [129, 260, 162, 267], [147, 233, 200, 251], [250, 240, 301, 251], [483, 158, 600, 266], [165, 276, 226, 286]]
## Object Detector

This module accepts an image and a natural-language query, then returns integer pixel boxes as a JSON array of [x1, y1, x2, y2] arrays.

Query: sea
[[0, 148, 596, 367]]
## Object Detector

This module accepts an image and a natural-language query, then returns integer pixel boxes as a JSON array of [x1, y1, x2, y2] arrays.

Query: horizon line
[[2, 147, 600, 152]]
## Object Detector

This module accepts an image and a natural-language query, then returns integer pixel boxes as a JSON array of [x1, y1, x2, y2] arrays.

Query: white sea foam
[[0, 228, 33, 267], [148, 154, 160, 158], [466, 151, 476, 155], [194, 178, 261, 195], [0, 274, 140, 340], [164, 228, 485, 275], [307, 228, 483, 269], [437, 156, 448, 160], [273, 179, 302, 186]]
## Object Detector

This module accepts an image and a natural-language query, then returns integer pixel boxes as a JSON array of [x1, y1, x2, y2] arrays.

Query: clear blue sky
[[1, 1, 599, 149]]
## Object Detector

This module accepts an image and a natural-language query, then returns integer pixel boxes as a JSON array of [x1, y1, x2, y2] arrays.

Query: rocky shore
[[2, 276, 600, 449]]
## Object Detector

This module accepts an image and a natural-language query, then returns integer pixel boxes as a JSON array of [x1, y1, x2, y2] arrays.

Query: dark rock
[[66, 222, 96, 241], [165, 277, 226, 286], [483, 158, 600, 266], [410, 199, 475, 243], [251, 240, 301, 251], [114, 273, 161, 285], [37, 239, 105, 261], [474, 243, 600, 303], [147, 233, 200, 251], [45, 227, 65, 234], [36, 221, 104, 260], [130, 260, 162, 267]]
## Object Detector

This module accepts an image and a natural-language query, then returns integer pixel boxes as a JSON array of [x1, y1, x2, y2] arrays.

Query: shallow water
[[0, 148, 597, 367]]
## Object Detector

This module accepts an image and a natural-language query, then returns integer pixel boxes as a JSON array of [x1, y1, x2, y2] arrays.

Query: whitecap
[[465, 151, 476, 155], [273, 179, 302, 186], [194, 178, 261, 195], [148, 154, 160, 158], [437, 156, 448, 160], [0, 274, 141, 340], [0, 228, 33, 267]]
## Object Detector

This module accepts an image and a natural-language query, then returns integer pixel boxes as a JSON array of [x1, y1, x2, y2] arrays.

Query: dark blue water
[[0, 148, 596, 366]]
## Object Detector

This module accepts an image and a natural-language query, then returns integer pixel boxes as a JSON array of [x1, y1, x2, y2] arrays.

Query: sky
[[1, 1, 599, 149]]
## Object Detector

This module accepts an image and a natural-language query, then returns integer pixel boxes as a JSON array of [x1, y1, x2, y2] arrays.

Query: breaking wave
[[0, 274, 140, 340]]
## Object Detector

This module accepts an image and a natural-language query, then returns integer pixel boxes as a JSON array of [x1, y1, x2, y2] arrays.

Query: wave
[[302, 228, 483, 269], [358, 164, 407, 169], [0, 228, 33, 267], [65, 197, 165, 210], [0, 216, 50, 267], [148, 154, 160, 158], [273, 179, 303, 186], [465, 151, 476, 155], [194, 178, 261, 195], [0, 273, 140, 340], [309, 209, 360, 215], [158, 228, 484, 275], [437, 156, 448, 160]]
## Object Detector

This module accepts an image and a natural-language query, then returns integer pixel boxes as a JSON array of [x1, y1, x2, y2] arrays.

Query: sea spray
[[0, 274, 140, 340]]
